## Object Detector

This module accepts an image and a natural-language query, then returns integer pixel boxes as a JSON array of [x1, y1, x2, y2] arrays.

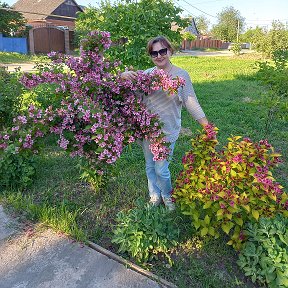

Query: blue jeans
[[142, 140, 176, 200]]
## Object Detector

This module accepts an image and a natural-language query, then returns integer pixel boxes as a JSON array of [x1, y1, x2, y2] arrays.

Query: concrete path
[[0, 205, 169, 288], [1, 62, 36, 72]]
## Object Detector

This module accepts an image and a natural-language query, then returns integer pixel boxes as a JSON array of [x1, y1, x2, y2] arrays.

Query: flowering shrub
[[0, 30, 185, 189], [173, 124, 288, 250], [0, 105, 54, 189]]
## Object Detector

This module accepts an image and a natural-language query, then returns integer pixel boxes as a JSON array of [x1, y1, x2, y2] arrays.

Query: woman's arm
[[121, 71, 138, 81], [197, 116, 209, 127]]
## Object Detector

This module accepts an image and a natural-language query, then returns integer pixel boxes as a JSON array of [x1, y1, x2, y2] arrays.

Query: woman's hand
[[121, 70, 138, 81]]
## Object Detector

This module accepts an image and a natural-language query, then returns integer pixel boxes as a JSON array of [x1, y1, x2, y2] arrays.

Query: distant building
[[171, 18, 200, 37], [184, 18, 200, 36], [13, 0, 84, 30]]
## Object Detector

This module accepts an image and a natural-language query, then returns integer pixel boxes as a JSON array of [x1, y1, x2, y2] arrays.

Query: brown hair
[[146, 36, 174, 55]]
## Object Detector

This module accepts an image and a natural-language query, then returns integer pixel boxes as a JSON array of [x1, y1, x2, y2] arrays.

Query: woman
[[122, 36, 210, 210]]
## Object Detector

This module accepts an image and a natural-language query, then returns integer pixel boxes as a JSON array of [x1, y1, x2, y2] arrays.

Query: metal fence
[[0, 33, 28, 54]]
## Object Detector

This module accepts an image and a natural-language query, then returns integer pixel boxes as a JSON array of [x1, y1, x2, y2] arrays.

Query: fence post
[[29, 29, 35, 54], [64, 29, 70, 54]]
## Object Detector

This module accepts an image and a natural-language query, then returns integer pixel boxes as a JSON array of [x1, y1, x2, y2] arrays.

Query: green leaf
[[216, 209, 224, 217], [230, 169, 237, 177], [252, 209, 259, 220], [204, 215, 210, 225], [208, 226, 215, 236], [203, 201, 212, 209], [193, 220, 201, 230], [227, 240, 233, 245], [242, 205, 251, 213], [234, 217, 243, 226], [221, 222, 234, 234], [200, 227, 208, 236]]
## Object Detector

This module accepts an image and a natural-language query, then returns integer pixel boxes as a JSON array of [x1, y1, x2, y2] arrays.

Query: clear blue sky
[[4, 0, 288, 30]]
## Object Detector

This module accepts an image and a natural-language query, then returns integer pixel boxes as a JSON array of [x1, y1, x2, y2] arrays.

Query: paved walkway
[[0, 205, 173, 288], [1, 62, 36, 72]]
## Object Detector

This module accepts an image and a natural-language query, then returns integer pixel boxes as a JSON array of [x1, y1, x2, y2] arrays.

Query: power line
[[176, 2, 196, 17], [178, 1, 288, 23], [180, 0, 217, 18]]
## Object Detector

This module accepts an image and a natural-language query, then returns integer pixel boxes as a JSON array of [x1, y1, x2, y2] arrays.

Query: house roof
[[184, 18, 200, 36], [171, 18, 200, 36], [13, 0, 83, 20]]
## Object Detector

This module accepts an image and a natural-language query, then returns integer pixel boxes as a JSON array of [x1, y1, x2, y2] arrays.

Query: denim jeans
[[142, 140, 176, 200]]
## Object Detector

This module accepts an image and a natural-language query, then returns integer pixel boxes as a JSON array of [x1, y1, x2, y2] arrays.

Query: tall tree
[[211, 6, 245, 42], [75, 0, 189, 69], [246, 21, 288, 57], [194, 15, 210, 35], [0, 1, 26, 36]]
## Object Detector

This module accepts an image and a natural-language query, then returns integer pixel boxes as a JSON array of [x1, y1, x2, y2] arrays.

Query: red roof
[[13, 0, 83, 20]]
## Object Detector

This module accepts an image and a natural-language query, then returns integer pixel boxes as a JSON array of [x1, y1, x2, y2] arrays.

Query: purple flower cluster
[[149, 69, 186, 95], [2, 30, 185, 167], [0, 104, 53, 153], [203, 123, 217, 141]]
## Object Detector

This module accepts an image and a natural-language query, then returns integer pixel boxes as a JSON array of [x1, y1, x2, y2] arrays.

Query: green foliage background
[[0, 1, 26, 36], [0, 67, 24, 128], [75, 0, 189, 69], [211, 6, 245, 42], [240, 21, 288, 58]]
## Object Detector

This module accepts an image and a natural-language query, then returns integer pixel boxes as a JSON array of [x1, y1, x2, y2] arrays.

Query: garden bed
[[1, 54, 286, 288]]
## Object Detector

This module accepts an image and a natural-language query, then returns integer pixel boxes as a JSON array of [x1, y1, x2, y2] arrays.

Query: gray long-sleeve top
[[143, 65, 206, 142]]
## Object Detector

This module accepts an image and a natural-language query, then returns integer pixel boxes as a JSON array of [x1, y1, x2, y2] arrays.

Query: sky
[[4, 0, 288, 30]]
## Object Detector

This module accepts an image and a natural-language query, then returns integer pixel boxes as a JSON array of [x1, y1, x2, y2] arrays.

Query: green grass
[[1, 54, 286, 288], [0, 52, 49, 63]]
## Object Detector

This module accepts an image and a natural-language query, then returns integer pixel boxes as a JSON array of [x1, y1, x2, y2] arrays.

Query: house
[[13, 0, 84, 30], [171, 18, 200, 37], [184, 18, 200, 37], [12, 0, 84, 54]]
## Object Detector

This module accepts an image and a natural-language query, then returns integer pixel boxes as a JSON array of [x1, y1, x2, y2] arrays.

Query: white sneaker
[[163, 197, 175, 211], [149, 196, 162, 207]]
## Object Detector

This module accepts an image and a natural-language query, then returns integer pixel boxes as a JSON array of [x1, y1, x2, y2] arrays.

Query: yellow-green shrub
[[173, 124, 288, 250]]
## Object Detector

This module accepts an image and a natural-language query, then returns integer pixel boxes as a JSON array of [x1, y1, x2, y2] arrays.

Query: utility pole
[[236, 19, 240, 42]]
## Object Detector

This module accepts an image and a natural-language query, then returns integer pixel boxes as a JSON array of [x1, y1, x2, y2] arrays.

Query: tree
[[240, 27, 260, 43], [211, 6, 245, 42], [182, 31, 196, 41], [240, 22, 288, 57], [194, 15, 210, 35], [75, 0, 189, 69], [0, 1, 26, 36]]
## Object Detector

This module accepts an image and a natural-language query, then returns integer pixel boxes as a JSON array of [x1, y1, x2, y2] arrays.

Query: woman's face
[[150, 42, 172, 69]]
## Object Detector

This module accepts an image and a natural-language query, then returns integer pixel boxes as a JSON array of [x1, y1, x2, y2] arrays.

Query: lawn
[[1, 53, 286, 288], [0, 52, 49, 63]]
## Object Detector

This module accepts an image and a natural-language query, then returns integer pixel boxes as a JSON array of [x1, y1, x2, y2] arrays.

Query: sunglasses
[[150, 48, 168, 58]]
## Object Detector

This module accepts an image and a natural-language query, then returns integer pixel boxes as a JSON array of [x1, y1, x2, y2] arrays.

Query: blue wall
[[0, 34, 28, 54]]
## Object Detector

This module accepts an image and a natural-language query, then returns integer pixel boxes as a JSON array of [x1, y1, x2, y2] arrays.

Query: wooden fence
[[182, 39, 227, 50]]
